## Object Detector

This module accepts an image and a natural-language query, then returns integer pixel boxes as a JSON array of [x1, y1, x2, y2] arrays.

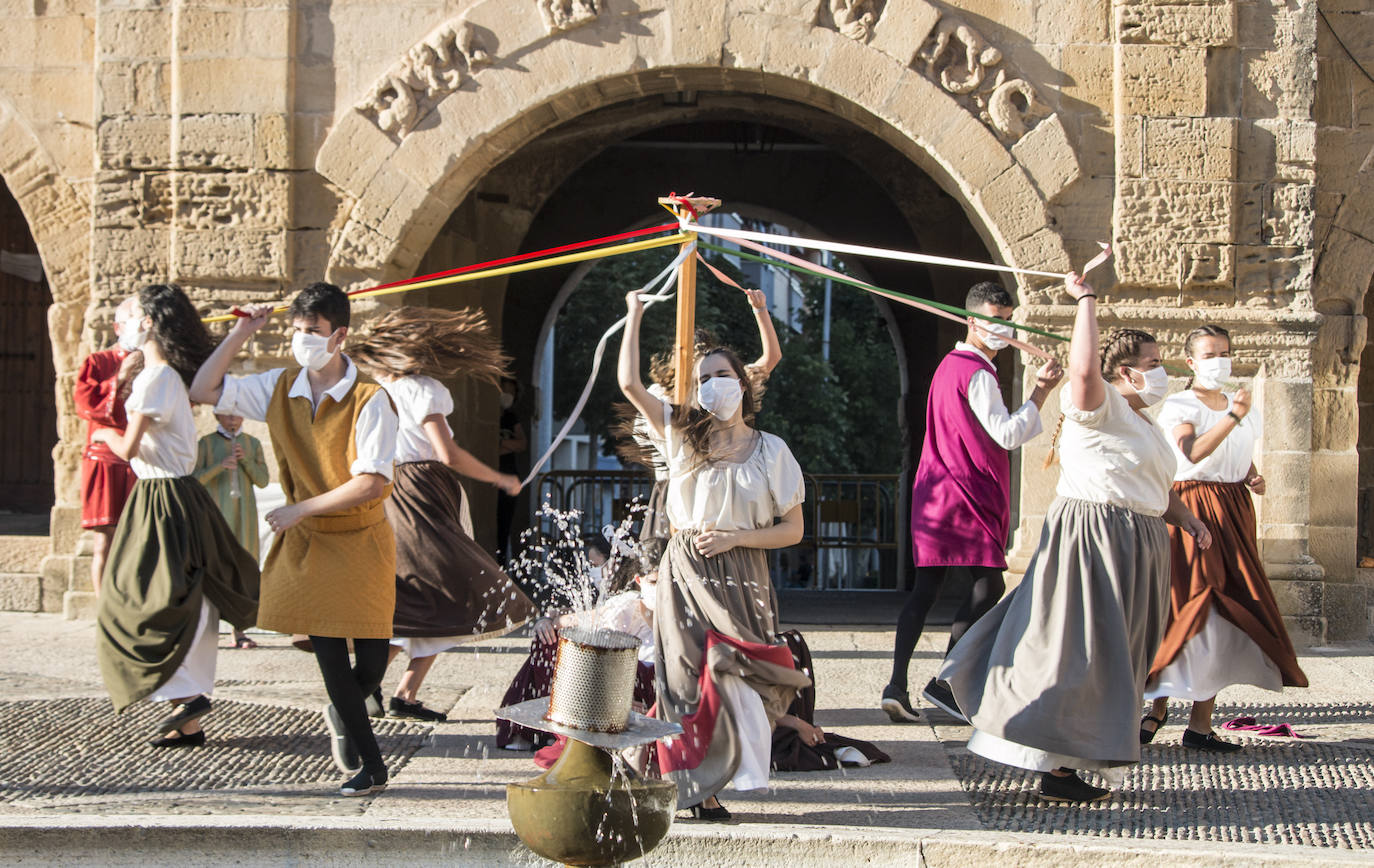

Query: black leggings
[[889, 565, 1006, 690], [311, 636, 390, 772]]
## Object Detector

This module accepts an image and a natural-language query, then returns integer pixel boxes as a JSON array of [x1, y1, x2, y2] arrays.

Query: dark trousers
[[889, 565, 1006, 690], [311, 636, 390, 772]]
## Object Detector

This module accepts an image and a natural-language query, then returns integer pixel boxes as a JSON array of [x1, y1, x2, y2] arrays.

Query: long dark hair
[[139, 284, 214, 388], [672, 344, 761, 463], [350, 305, 510, 385]]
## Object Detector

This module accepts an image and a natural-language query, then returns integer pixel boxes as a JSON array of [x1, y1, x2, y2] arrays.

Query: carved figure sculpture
[[539, 0, 601, 33], [985, 77, 1047, 140], [919, 16, 1002, 95], [357, 19, 492, 136], [830, 0, 879, 42]]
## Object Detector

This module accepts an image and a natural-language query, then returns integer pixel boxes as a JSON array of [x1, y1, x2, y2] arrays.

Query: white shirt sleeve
[[125, 366, 178, 424], [351, 388, 399, 480], [966, 368, 1044, 450], [215, 368, 285, 423]]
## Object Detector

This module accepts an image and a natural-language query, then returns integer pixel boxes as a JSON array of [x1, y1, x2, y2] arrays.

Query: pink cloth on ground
[[1221, 715, 1313, 738]]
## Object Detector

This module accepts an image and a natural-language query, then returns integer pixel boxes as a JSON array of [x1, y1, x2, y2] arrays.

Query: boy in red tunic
[[881, 282, 1063, 723], [73, 296, 142, 593]]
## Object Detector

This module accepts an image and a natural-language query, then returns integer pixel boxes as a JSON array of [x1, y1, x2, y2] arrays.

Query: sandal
[[233, 635, 258, 649], [1139, 711, 1167, 745]]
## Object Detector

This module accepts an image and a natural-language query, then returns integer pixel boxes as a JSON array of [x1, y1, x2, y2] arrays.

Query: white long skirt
[[150, 599, 218, 701], [1145, 605, 1283, 701]]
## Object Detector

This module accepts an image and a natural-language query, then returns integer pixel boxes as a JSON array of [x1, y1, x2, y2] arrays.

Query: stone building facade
[[1, 0, 1371, 641]]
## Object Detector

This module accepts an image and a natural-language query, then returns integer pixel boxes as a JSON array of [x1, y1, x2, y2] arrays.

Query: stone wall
[[0, 0, 1368, 638]]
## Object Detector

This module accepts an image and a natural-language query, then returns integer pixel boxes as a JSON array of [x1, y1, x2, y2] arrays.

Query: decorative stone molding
[[828, 0, 881, 42], [916, 15, 1047, 142], [356, 19, 493, 137], [538, 0, 601, 34]]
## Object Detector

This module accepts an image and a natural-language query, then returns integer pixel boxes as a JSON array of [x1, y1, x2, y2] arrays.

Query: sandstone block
[[0, 574, 41, 613], [175, 228, 287, 281], [1314, 227, 1374, 312], [1235, 245, 1310, 302], [98, 7, 167, 60], [178, 113, 255, 169], [1031, 0, 1108, 43], [1117, 3, 1235, 48], [1270, 578, 1324, 617], [178, 58, 289, 115], [1010, 113, 1082, 203], [48, 507, 83, 556], [1243, 46, 1314, 120], [1257, 378, 1313, 446], [315, 108, 398, 197], [1310, 524, 1358, 585], [666, 0, 727, 67], [1263, 182, 1315, 246], [97, 116, 169, 170], [866, 0, 940, 67], [174, 7, 242, 57], [254, 113, 292, 170], [1313, 386, 1359, 453], [1059, 43, 1113, 115], [91, 226, 169, 286], [814, 30, 903, 117], [1281, 614, 1323, 648], [1114, 179, 1237, 286], [1324, 581, 1370, 640], [171, 171, 292, 231], [1118, 45, 1207, 117], [63, 589, 98, 621], [1143, 117, 1237, 181]]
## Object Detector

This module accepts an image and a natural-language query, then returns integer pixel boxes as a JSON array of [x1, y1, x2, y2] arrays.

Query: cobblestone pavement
[[0, 612, 1371, 860]]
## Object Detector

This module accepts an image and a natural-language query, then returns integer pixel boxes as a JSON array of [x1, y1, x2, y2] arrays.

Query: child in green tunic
[[194, 413, 269, 648]]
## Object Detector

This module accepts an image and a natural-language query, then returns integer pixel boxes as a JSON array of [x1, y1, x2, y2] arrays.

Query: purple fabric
[[910, 350, 1011, 569]]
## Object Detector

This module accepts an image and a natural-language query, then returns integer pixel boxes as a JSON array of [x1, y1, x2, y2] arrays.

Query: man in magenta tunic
[[881, 282, 1063, 723]]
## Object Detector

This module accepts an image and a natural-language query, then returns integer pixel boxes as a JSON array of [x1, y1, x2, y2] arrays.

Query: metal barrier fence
[[529, 469, 905, 590]]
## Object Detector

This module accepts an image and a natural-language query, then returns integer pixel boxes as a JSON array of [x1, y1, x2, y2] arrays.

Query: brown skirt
[[639, 478, 671, 542], [387, 461, 535, 639], [1149, 480, 1307, 687]]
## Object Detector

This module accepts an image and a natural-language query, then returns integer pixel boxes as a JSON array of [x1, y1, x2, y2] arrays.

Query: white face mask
[[116, 315, 146, 352], [1191, 357, 1231, 391], [640, 580, 657, 612], [980, 323, 1015, 351], [698, 376, 744, 420], [291, 330, 337, 371], [499, 392, 514, 410], [1126, 366, 1169, 406]]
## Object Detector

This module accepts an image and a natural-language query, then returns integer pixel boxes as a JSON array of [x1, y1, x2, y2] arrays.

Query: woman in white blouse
[[1140, 325, 1307, 751], [618, 289, 811, 821], [93, 284, 259, 747], [940, 272, 1212, 803], [350, 306, 535, 721]]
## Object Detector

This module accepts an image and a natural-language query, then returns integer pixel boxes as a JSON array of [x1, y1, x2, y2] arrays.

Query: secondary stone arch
[[316, 0, 1081, 294], [0, 93, 92, 510]]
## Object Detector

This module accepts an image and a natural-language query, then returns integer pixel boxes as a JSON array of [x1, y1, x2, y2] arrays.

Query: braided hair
[[1044, 327, 1157, 467]]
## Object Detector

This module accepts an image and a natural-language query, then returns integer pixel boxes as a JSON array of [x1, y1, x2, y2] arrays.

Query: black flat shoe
[[154, 695, 211, 736], [1140, 711, 1167, 745], [388, 697, 447, 722], [1182, 728, 1242, 753], [340, 767, 388, 797], [149, 729, 206, 749], [880, 684, 920, 723], [921, 678, 966, 722], [323, 703, 362, 773], [687, 800, 731, 821], [1038, 769, 1111, 803]]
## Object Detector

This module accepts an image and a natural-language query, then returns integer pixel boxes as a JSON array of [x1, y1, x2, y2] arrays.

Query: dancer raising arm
[[939, 273, 1212, 803], [1141, 325, 1307, 751], [190, 283, 398, 797], [349, 306, 535, 721], [619, 288, 811, 822], [95, 284, 260, 747]]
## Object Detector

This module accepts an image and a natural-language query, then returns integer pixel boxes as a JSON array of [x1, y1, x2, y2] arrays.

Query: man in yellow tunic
[[191, 283, 398, 797], [193, 413, 270, 648]]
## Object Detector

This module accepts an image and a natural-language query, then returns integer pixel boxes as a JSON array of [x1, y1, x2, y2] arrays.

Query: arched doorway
[[0, 177, 56, 523]]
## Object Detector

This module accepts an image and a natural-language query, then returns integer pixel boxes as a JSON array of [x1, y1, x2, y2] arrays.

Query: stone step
[[0, 573, 42, 612], [0, 533, 49, 573], [0, 816, 1364, 868]]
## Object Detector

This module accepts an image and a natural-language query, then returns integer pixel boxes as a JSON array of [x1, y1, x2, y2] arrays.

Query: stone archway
[[315, 0, 1080, 292], [0, 94, 91, 537]]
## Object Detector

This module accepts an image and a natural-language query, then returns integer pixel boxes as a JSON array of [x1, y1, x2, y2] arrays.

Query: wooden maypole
[[658, 195, 720, 404]]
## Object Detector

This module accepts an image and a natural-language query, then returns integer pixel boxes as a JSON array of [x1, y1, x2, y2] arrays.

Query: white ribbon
[[523, 243, 693, 487], [685, 220, 1087, 280]]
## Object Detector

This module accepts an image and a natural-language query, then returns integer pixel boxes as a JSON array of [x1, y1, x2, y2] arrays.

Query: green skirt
[[97, 476, 260, 712]]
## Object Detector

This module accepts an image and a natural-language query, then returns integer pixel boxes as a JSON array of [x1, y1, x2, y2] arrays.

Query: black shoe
[[1038, 769, 1111, 803], [880, 684, 921, 722], [687, 800, 731, 821], [365, 688, 385, 719], [148, 729, 206, 749], [323, 703, 362, 773], [340, 766, 388, 797], [1182, 728, 1242, 753], [921, 678, 967, 722], [388, 697, 447, 722], [153, 695, 211, 735], [1140, 711, 1167, 745]]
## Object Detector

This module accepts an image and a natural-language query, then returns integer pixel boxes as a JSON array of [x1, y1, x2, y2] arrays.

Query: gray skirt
[[940, 497, 1170, 771]]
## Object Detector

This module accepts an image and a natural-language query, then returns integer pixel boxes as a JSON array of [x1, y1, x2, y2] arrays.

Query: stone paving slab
[[0, 612, 1372, 864]]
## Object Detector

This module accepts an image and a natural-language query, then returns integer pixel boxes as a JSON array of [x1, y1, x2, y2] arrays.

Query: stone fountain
[[496, 627, 682, 866]]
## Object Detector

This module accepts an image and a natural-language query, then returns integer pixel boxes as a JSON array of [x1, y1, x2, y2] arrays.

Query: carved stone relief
[[538, 0, 601, 34], [356, 19, 492, 137], [916, 15, 1047, 142], [828, 0, 882, 42]]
